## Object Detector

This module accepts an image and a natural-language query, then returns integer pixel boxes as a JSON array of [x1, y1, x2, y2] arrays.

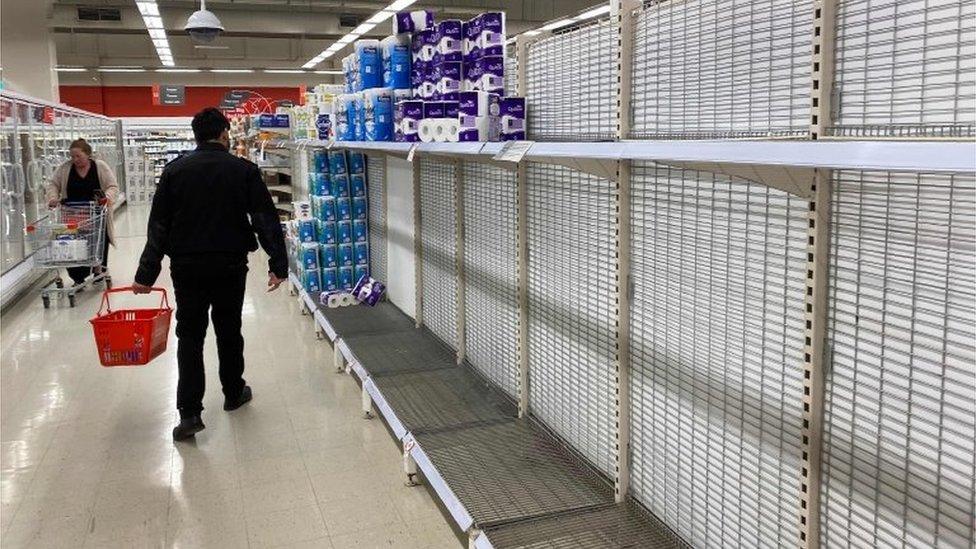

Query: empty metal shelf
[[343, 328, 458, 377], [319, 301, 417, 341]]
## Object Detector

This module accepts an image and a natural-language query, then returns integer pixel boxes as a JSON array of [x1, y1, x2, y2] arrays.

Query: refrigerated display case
[[0, 90, 123, 308]]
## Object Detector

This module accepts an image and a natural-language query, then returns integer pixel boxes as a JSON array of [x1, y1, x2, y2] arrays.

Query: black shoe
[[173, 414, 205, 441], [224, 385, 252, 411]]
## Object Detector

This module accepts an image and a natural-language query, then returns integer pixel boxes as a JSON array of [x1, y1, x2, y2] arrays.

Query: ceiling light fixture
[[210, 69, 254, 73], [313, 70, 344, 75], [97, 67, 147, 73], [301, 0, 417, 69], [156, 68, 202, 72], [516, 3, 614, 41], [134, 1, 175, 66]]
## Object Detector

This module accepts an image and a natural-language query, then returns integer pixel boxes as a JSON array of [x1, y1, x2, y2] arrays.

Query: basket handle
[[98, 286, 170, 316]]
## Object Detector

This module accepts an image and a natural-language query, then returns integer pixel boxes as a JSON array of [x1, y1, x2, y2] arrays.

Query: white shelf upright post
[[455, 159, 466, 364], [413, 160, 424, 329]]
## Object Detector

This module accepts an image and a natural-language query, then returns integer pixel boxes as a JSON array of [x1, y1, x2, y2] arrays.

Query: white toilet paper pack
[[437, 20, 463, 63], [393, 10, 433, 35], [353, 93, 365, 141], [395, 100, 423, 142], [476, 56, 505, 95], [458, 91, 500, 141], [479, 12, 506, 58], [381, 35, 411, 90], [394, 88, 413, 102], [435, 62, 463, 100], [334, 94, 356, 141]]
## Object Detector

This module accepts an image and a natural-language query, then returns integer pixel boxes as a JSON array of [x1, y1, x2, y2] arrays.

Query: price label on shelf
[[493, 140, 533, 163]]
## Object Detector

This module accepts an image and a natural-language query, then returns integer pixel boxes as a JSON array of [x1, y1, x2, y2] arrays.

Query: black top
[[65, 161, 101, 202], [134, 142, 288, 285]]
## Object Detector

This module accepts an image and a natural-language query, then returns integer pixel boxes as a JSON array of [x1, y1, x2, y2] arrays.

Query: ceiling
[[50, 0, 600, 74]]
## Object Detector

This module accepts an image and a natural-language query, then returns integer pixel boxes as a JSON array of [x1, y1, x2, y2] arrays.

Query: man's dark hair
[[191, 107, 231, 144]]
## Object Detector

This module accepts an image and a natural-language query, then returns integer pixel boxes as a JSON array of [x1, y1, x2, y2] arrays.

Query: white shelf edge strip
[[291, 139, 976, 173], [364, 377, 408, 440], [404, 432, 476, 532], [473, 532, 494, 549]]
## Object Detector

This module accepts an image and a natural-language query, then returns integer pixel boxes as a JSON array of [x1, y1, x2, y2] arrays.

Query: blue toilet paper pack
[[338, 244, 355, 267], [301, 242, 319, 269], [348, 151, 365, 174], [336, 198, 352, 221], [353, 220, 368, 242], [322, 268, 339, 292], [355, 93, 366, 141], [364, 88, 394, 141], [337, 221, 353, 244], [298, 219, 317, 242], [319, 244, 338, 269], [381, 35, 412, 90], [334, 95, 356, 141], [350, 174, 366, 197], [339, 266, 355, 289], [355, 39, 382, 90], [437, 20, 463, 63], [331, 175, 350, 198], [395, 100, 423, 142], [353, 197, 368, 220], [310, 173, 330, 196], [317, 220, 336, 244], [329, 150, 348, 176], [313, 151, 329, 172], [317, 197, 336, 222], [303, 269, 322, 293], [354, 242, 370, 265], [354, 265, 370, 285]]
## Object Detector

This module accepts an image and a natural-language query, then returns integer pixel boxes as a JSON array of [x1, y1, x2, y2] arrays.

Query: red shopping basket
[[90, 287, 172, 367]]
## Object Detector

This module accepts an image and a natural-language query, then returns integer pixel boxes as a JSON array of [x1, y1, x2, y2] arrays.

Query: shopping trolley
[[26, 200, 111, 308]]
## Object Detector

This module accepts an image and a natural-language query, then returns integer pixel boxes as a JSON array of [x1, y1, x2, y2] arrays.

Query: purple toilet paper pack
[[464, 15, 482, 63], [479, 12, 506, 58], [458, 91, 500, 141], [464, 61, 483, 92], [435, 62, 463, 100], [395, 100, 423, 142], [352, 275, 386, 307], [393, 10, 433, 35], [423, 101, 447, 119], [499, 97, 526, 141], [477, 56, 505, 95], [437, 20, 463, 63]]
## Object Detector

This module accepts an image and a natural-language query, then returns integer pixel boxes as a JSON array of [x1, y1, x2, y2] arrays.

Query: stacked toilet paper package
[[329, 9, 526, 143], [292, 149, 370, 294]]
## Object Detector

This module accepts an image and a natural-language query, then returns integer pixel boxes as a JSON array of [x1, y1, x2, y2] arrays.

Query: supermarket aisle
[[0, 205, 462, 548]]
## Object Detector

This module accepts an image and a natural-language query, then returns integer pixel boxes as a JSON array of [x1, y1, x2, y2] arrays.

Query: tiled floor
[[1, 205, 463, 548]]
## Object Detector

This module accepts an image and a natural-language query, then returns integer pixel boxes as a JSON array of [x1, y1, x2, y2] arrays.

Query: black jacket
[[135, 142, 288, 285]]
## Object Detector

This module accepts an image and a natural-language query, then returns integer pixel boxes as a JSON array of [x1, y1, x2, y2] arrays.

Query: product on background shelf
[[381, 35, 412, 90], [364, 88, 394, 141], [337, 221, 353, 244], [394, 10, 434, 35], [294, 200, 312, 219], [351, 174, 366, 197], [354, 93, 366, 141], [315, 112, 332, 140], [500, 97, 526, 140], [334, 95, 356, 141], [353, 220, 368, 242], [395, 100, 423, 142]]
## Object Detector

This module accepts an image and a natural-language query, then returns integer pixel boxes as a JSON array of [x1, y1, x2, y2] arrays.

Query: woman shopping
[[46, 138, 119, 286]]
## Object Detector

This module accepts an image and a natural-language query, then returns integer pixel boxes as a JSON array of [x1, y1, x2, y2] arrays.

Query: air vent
[[339, 14, 362, 27], [78, 7, 122, 22]]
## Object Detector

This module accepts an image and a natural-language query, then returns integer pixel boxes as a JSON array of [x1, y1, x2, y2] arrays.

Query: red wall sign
[[59, 85, 303, 117]]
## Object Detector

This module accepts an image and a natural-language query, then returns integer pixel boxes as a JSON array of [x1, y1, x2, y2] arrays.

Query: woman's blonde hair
[[69, 138, 93, 156]]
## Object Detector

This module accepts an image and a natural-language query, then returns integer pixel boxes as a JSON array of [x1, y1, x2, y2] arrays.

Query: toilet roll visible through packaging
[[476, 56, 505, 95], [350, 174, 366, 197], [363, 88, 394, 141], [336, 198, 352, 221], [353, 197, 368, 220], [319, 244, 338, 268], [479, 12, 506, 57], [394, 10, 434, 34], [337, 221, 353, 244], [395, 100, 423, 142], [500, 97, 526, 140], [353, 220, 368, 242], [354, 40, 382, 90], [458, 91, 500, 141], [437, 20, 463, 63], [381, 35, 412, 90]]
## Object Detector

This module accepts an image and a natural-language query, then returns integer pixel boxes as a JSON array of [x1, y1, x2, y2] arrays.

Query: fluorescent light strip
[[264, 69, 307, 74], [98, 67, 146, 73], [135, 1, 175, 66], [210, 69, 254, 73], [313, 70, 344, 75], [541, 18, 575, 31], [56, 67, 88, 72], [156, 68, 201, 73], [301, 0, 417, 68], [578, 5, 611, 19], [515, 4, 613, 41]]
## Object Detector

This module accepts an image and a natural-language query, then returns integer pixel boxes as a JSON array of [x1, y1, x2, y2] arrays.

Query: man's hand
[[267, 273, 284, 292], [132, 283, 152, 294]]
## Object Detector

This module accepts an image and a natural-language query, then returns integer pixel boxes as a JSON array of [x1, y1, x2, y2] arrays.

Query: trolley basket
[[90, 287, 172, 367], [26, 201, 108, 269]]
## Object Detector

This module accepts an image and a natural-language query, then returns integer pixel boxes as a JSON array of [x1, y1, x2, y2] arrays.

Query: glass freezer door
[[1, 98, 27, 274]]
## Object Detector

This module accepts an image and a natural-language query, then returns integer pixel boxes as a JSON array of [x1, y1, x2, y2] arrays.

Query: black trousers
[[67, 227, 109, 284], [171, 261, 248, 413]]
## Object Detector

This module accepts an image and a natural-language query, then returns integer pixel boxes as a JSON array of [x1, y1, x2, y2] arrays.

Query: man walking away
[[133, 107, 288, 442]]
